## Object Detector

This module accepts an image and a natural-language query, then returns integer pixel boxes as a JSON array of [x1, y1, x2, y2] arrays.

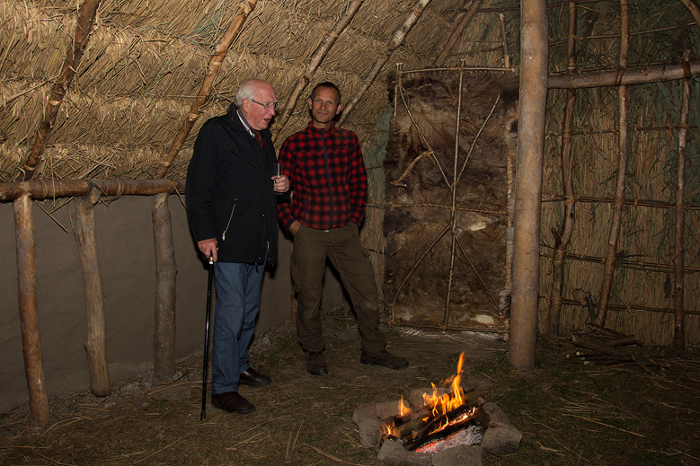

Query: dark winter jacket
[[185, 103, 279, 266]]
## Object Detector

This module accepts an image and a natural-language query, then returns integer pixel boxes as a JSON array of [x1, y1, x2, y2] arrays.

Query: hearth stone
[[378, 440, 432, 466], [477, 402, 522, 454]]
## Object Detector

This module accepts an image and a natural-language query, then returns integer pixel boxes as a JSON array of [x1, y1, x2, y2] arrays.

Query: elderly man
[[186, 78, 288, 414], [277, 82, 408, 376]]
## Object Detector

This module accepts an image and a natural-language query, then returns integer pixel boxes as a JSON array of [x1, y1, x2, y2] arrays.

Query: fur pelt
[[383, 71, 518, 330]]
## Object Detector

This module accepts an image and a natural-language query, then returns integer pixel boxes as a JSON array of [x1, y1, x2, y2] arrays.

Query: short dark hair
[[311, 82, 341, 103]]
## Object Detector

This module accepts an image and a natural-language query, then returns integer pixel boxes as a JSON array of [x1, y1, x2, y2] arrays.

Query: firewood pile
[[561, 326, 670, 372]]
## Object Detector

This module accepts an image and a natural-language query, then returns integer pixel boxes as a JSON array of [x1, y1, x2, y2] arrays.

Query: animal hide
[[383, 70, 518, 331]]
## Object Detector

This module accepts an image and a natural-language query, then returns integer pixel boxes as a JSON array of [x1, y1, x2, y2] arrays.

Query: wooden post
[[510, 0, 548, 372], [74, 189, 111, 397], [548, 0, 578, 338], [153, 192, 177, 378], [13, 194, 49, 427]]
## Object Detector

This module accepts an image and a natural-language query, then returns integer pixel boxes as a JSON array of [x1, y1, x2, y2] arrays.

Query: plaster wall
[[0, 195, 295, 412]]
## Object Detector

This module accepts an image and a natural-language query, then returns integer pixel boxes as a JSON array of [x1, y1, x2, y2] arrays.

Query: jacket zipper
[[222, 204, 236, 241]]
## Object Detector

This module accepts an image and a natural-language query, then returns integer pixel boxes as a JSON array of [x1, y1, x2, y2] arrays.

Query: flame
[[422, 352, 466, 417], [382, 352, 476, 441], [398, 395, 410, 417]]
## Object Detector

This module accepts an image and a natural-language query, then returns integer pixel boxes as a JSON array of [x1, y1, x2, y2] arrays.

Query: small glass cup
[[273, 163, 284, 195]]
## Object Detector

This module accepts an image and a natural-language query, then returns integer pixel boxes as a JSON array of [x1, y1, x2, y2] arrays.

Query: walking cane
[[200, 255, 214, 421]]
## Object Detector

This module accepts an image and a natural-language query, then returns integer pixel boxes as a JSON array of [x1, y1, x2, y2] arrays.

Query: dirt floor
[[2, 309, 700, 466]]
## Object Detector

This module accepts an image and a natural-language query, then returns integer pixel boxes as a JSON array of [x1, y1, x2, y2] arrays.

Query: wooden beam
[[0, 179, 184, 202], [548, 59, 700, 88], [13, 195, 49, 427]]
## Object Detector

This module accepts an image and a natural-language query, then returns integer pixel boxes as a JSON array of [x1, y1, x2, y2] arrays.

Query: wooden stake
[[155, 0, 258, 179], [13, 194, 49, 427], [673, 49, 692, 349], [75, 189, 110, 397], [594, 0, 629, 328], [548, 0, 578, 338], [153, 192, 177, 378], [338, 0, 433, 127], [22, 0, 100, 181], [273, 0, 364, 138]]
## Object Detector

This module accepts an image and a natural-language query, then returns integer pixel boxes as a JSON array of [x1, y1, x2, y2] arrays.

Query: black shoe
[[211, 391, 255, 414], [239, 368, 271, 387], [361, 350, 409, 370], [306, 351, 328, 376]]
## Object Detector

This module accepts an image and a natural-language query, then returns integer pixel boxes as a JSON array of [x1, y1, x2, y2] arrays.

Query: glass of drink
[[273, 163, 284, 195]]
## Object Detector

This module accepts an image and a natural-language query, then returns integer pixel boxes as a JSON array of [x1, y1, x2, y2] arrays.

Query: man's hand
[[273, 175, 290, 193], [197, 238, 218, 262], [289, 221, 300, 236]]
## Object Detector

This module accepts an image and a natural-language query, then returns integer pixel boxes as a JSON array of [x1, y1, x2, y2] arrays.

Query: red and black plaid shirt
[[277, 121, 367, 230]]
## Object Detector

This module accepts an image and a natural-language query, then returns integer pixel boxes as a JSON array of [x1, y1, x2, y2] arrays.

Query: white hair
[[235, 79, 271, 106]]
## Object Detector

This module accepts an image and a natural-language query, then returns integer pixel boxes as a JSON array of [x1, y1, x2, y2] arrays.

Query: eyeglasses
[[249, 99, 280, 112]]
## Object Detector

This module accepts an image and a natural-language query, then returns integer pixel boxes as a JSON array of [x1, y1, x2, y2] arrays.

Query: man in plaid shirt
[[277, 82, 408, 376]]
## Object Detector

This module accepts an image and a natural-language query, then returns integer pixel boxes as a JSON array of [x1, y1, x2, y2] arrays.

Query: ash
[[415, 425, 485, 454]]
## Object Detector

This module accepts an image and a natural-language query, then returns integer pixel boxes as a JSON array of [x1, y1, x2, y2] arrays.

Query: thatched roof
[[1, 0, 698, 183], [0, 0, 492, 182]]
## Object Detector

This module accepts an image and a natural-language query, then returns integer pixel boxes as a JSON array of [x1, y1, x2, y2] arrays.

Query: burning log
[[383, 388, 484, 452], [402, 403, 479, 451]]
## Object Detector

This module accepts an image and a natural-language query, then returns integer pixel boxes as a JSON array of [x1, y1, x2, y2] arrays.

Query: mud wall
[[0, 195, 294, 412]]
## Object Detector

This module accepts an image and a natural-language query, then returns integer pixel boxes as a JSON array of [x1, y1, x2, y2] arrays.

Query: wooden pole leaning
[[338, 0, 434, 127], [74, 189, 111, 397], [153, 192, 177, 378], [13, 194, 50, 427], [154, 0, 259, 179], [594, 0, 630, 329], [432, 0, 482, 67], [22, 0, 101, 181], [273, 0, 364, 139], [673, 50, 692, 349], [548, 0, 578, 338]]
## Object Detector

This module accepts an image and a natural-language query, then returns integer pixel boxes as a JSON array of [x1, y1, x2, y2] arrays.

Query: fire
[[382, 352, 479, 441]]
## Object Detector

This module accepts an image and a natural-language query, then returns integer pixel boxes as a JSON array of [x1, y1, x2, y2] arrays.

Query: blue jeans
[[211, 260, 265, 394]]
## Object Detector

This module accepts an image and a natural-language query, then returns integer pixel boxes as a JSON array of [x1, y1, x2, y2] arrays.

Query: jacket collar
[[227, 102, 270, 138], [307, 120, 336, 134]]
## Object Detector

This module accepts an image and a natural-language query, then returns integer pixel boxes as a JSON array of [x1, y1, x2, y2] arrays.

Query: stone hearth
[[352, 388, 522, 466]]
